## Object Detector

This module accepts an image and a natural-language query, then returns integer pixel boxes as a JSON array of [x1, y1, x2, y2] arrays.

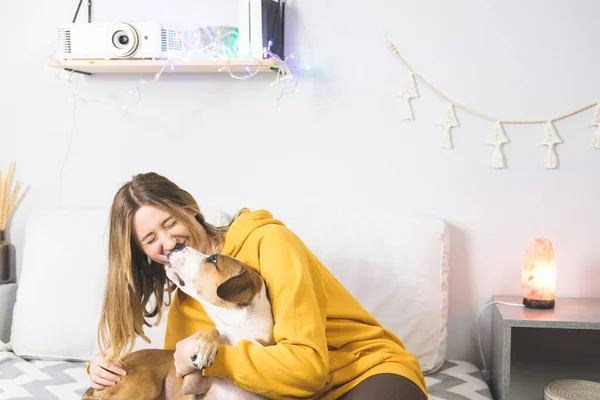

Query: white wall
[[2, 0, 600, 367]]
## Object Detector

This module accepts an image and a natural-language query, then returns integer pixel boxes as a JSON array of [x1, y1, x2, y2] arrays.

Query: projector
[[55, 21, 183, 60]]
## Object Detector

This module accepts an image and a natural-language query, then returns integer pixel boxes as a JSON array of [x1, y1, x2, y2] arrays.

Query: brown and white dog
[[82, 248, 274, 400]]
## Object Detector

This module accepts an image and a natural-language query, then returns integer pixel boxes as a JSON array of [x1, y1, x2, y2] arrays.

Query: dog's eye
[[207, 254, 217, 264]]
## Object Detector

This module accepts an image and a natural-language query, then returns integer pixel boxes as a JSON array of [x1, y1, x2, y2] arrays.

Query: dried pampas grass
[[0, 161, 24, 232]]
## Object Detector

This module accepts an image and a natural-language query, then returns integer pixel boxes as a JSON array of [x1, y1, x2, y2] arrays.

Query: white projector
[[55, 21, 183, 60]]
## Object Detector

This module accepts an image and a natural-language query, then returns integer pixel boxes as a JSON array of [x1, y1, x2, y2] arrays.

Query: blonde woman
[[88, 172, 428, 400]]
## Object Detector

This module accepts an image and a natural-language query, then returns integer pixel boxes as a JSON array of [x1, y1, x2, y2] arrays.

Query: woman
[[88, 172, 428, 399]]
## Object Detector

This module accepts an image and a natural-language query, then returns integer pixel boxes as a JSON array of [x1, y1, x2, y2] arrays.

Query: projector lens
[[112, 30, 130, 48], [109, 23, 140, 58]]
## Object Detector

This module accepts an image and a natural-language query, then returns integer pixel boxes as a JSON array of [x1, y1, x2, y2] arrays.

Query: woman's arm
[[164, 289, 216, 350], [202, 224, 330, 398]]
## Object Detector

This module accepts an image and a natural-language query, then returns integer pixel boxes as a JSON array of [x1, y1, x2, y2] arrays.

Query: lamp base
[[523, 297, 555, 309]]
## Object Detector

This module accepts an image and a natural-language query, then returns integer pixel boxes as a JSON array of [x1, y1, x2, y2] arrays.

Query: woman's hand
[[174, 330, 202, 378], [88, 352, 127, 390]]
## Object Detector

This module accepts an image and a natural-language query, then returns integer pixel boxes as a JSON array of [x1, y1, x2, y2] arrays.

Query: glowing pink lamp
[[521, 238, 557, 309]]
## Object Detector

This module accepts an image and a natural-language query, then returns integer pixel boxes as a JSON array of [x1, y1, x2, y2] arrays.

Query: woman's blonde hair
[[98, 172, 241, 361]]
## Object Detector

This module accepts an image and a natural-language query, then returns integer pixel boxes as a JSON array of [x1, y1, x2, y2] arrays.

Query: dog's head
[[165, 245, 263, 309]]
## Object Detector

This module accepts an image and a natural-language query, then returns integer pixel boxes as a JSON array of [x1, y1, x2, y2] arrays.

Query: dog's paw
[[191, 329, 220, 369], [191, 341, 218, 369]]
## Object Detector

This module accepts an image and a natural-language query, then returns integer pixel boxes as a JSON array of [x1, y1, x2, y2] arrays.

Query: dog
[[82, 248, 275, 400]]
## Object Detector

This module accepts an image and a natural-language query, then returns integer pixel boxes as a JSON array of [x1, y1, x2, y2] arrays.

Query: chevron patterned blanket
[[424, 360, 493, 400], [0, 352, 492, 399]]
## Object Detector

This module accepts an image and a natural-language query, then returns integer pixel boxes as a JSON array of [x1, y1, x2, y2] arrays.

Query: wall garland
[[384, 32, 599, 169]]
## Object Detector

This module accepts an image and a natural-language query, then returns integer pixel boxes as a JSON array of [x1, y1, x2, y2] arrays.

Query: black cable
[[71, 0, 91, 23], [72, 0, 84, 23]]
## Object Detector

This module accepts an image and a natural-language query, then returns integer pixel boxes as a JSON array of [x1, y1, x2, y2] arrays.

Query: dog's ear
[[216, 269, 258, 307]]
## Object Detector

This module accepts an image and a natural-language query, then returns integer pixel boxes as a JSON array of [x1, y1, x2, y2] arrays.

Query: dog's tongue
[[163, 261, 185, 287]]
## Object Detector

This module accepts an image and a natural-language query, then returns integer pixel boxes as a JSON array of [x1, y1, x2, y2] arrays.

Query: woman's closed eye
[[144, 234, 157, 246], [141, 218, 178, 246]]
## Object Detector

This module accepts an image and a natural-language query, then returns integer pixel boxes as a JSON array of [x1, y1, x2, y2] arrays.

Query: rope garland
[[383, 31, 600, 169]]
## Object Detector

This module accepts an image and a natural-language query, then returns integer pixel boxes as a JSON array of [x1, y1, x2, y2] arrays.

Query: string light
[[179, 26, 239, 61], [58, 72, 80, 209], [49, 25, 300, 114]]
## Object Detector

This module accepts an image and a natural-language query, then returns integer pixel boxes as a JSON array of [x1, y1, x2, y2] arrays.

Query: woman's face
[[132, 205, 208, 265]]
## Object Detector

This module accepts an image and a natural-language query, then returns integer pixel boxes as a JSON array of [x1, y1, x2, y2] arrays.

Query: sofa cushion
[[282, 210, 449, 374], [11, 209, 110, 361]]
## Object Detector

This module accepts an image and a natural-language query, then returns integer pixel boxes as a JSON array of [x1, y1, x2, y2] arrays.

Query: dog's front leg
[[191, 328, 221, 369]]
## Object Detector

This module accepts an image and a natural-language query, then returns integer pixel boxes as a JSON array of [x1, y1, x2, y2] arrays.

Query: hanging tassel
[[540, 121, 562, 169], [399, 73, 419, 121], [592, 126, 600, 149], [487, 122, 509, 169], [545, 144, 558, 169], [591, 102, 600, 148], [440, 104, 459, 149], [440, 127, 453, 149], [492, 146, 506, 169], [401, 100, 414, 120]]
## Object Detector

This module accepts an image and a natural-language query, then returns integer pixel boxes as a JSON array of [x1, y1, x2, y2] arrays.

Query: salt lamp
[[521, 238, 557, 309]]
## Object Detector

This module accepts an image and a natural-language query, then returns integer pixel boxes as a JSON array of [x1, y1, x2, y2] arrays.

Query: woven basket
[[544, 380, 600, 400]]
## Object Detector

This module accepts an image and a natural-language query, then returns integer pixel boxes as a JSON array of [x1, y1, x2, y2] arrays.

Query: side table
[[490, 294, 600, 400], [0, 283, 17, 344]]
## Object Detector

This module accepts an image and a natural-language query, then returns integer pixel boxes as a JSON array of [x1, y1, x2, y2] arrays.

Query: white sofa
[[0, 208, 493, 400]]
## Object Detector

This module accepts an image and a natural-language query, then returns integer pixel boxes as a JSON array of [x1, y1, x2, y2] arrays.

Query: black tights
[[337, 374, 427, 400]]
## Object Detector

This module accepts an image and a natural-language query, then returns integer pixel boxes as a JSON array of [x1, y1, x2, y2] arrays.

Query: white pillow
[[282, 210, 449, 375], [11, 209, 110, 360], [11, 208, 231, 361]]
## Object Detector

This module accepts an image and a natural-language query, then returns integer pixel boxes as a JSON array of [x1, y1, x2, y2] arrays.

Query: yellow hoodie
[[164, 209, 428, 399]]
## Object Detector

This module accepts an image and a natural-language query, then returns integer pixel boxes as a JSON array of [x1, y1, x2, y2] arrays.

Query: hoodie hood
[[221, 209, 285, 257]]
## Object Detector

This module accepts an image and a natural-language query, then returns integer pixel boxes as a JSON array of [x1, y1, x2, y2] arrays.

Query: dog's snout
[[207, 254, 218, 264], [173, 243, 185, 252]]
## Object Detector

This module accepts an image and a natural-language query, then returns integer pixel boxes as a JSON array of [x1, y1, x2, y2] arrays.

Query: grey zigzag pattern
[[0, 353, 493, 400], [427, 361, 493, 400], [0, 354, 89, 399]]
